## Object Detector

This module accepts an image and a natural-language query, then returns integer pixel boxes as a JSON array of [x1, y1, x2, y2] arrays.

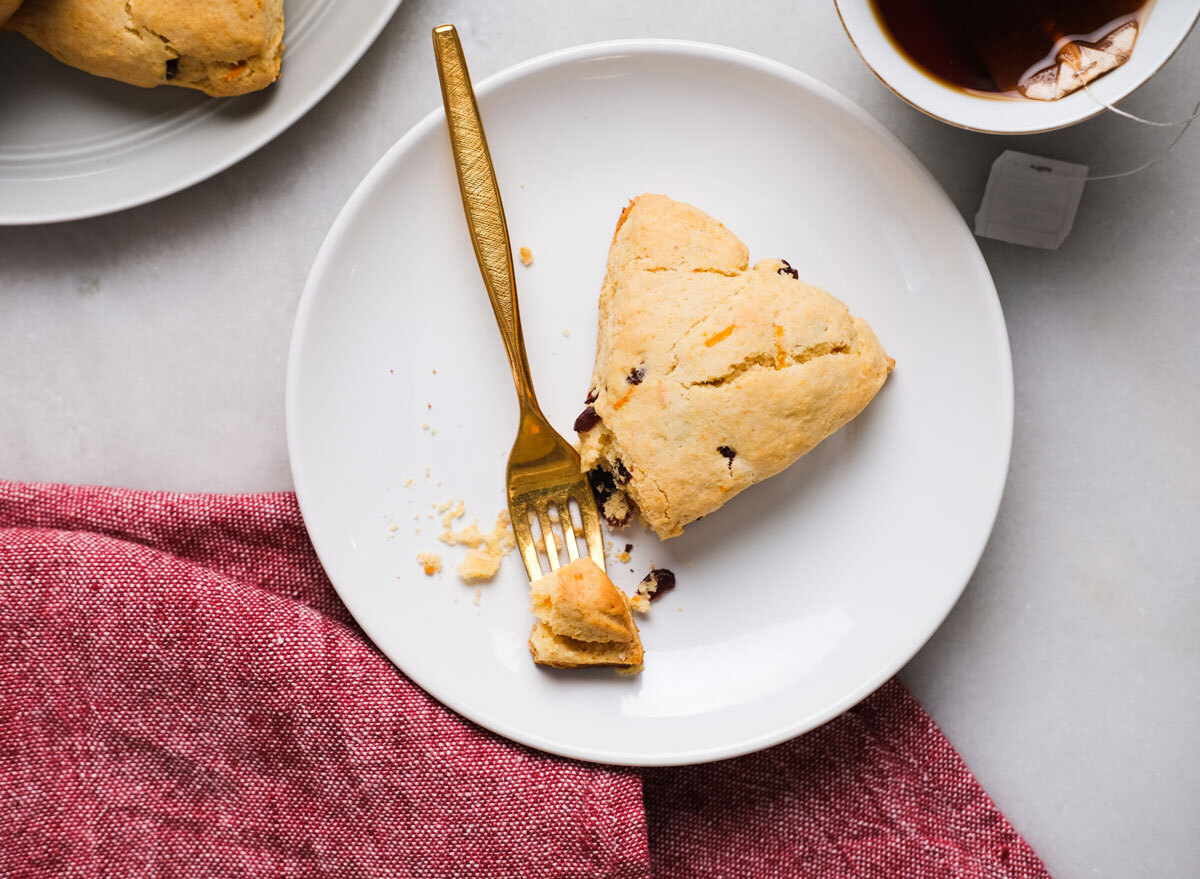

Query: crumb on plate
[[428, 503, 516, 582], [416, 552, 442, 576]]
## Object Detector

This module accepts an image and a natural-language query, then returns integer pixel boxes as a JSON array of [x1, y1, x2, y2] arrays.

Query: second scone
[[6, 0, 283, 97], [577, 194, 893, 539]]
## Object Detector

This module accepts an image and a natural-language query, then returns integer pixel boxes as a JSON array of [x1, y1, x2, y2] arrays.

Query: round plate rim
[[286, 38, 1014, 766], [833, 0, 1200, 134], [0, 0, 403, 226]]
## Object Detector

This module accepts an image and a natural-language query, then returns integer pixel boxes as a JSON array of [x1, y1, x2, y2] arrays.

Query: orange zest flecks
[[223, 63, 248, 82], [611, 386, 636, 411], [417, 552, 442, 576], [704, 324, 736, 348], [773, 325, 786, 369]]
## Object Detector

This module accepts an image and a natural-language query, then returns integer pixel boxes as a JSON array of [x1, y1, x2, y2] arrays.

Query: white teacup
[[835, 0, 1200, 133]]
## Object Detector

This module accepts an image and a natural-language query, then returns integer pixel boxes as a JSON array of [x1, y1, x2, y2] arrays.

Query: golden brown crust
[[6, 0, 283, 97], [528, 558, 643, 669], [610, 199, 636, 247], [528, 622, 644, 669], [579, 194, 892, 538], [530, 557, 638, 643]]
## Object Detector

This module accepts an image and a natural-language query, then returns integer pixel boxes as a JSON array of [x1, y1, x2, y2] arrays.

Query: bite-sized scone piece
[[530, 557, 639, 643], [528, 558, 643, 670], [5, 0, 284, 97], [0, 0, 22, 28], [578, 194, 893, 539], [528, 623, 643, 670]]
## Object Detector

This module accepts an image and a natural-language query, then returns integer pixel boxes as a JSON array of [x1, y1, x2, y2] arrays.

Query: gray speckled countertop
[[2, 2, 1198, 875]]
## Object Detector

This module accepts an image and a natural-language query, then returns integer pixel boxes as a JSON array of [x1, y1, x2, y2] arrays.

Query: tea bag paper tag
[[974, 150, 1088, 250]]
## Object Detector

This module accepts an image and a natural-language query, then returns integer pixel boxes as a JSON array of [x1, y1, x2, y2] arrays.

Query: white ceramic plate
[[287, 40, 1013, 765], [836, 0, 1200, 133], [0, 0, 401, 225]]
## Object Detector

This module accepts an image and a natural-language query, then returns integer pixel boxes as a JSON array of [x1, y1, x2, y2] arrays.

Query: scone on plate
[[5, 0, 283, 97], [577, 194, 893, 539], [528, 558, 643, 670]]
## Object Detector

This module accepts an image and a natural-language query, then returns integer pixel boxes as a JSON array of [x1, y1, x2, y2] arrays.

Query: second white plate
[[287, 40, 1013, 765], [0, 0, 401, 224]]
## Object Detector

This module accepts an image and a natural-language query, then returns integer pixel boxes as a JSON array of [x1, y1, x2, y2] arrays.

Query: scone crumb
[[630, 593, 651, 614], [437, 506, 515, 582], [458, 548, 501, 581], [423, 500, 515, 583], [441, 501, 466, 529], [562, 329, 570, 338], [440, 519, 485, 548], [519, 246, 534, 266], [416, 552, 443, 575], [472, 588, 482, 606]]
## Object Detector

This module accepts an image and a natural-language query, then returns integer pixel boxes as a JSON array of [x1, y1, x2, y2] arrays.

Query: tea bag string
[[1082, 81, 1200, 127], [1081, 85, 1200, 181]]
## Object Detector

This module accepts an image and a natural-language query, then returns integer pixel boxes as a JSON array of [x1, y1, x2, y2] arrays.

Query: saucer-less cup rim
[[835, 0, 1200, 134]]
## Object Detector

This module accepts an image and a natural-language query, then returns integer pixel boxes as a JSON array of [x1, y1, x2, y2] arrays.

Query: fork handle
[[433, 24, 537, 410]]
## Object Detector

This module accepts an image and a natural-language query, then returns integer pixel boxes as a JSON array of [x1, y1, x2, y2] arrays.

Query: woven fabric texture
[[0, 481, 1049, 879]]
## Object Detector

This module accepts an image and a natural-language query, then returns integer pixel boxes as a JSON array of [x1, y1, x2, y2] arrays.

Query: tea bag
[[960, 3, 1142, 100], [975, 151, 1087, 249], [1019, 20, 1139, 101]]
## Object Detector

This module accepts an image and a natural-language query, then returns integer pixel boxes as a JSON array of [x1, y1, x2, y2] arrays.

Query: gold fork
[[433, 24, 606, 581]]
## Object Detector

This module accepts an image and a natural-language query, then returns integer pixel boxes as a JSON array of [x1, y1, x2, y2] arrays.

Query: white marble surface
[[2, 2, 1198, 875]]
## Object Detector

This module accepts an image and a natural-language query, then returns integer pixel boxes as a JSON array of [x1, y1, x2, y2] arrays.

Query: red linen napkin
[[0, 481, 1050, 879]]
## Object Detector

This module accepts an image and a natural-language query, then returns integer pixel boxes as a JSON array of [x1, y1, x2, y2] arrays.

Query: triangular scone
[[577, 194, 893, 539], [528, 558, 643, 670], [6, 0, 283, 97]]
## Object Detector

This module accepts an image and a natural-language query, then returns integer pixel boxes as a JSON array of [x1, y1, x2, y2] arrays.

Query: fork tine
[[511, 505, 542, 581], [536, 505, 560, 571], [557, 498, 580, 562], [575, 491, 606, 571]]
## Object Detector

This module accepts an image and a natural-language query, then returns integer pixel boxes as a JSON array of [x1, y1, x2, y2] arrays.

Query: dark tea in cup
[[869, 0, 1150, 100]]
